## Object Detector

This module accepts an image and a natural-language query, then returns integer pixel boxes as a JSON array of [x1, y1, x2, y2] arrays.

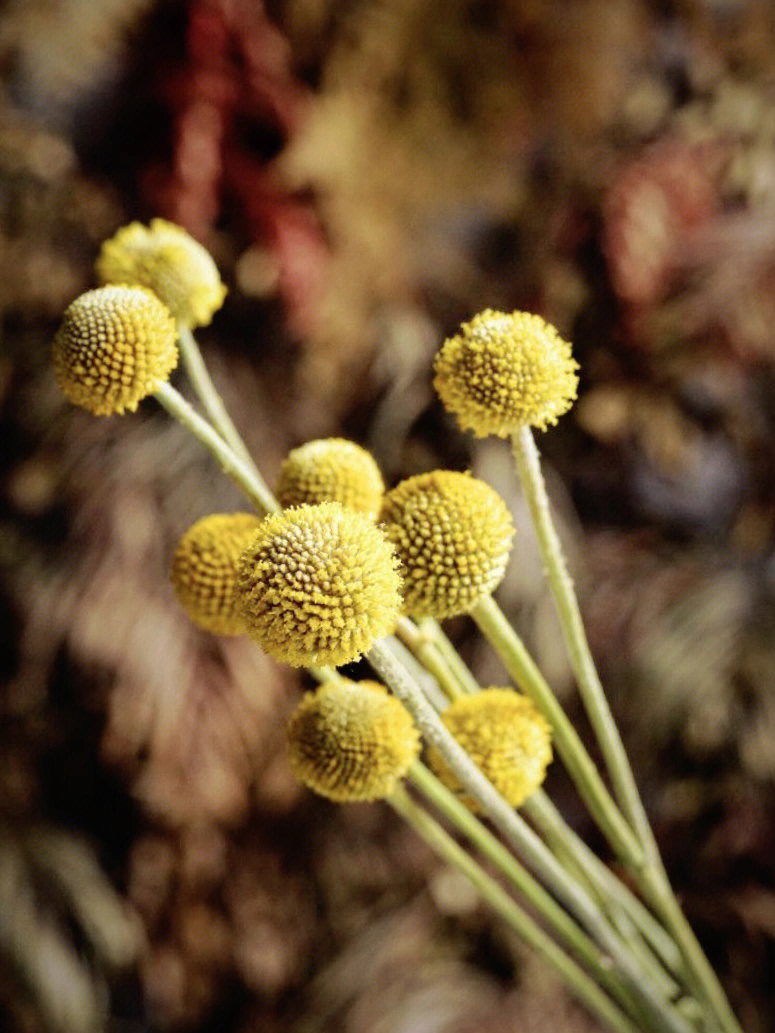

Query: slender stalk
[[639, 868, 738, 1033], [511, 427, 651, 848], [401, 610, 688, 1009], [417, 618, 482, 695], [368, 637, 696, 1033], [388, 786, 643, 1033], [525, 792, 685, 982], [177, 324, 269, 489], [409, 764, 663, 1028], [470, 595, 644, 871], [395, 618, 467, 700], [153, 382, 279, 515], [511, 426, 742, 1033], [523, 795, 683, 1003]]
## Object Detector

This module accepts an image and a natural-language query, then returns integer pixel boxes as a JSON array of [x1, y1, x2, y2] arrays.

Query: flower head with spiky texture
[[428, 689, 552, 810], [380, 471, 514, 618], [53, 285, 178, 415], [287, 679, 420, 801], [96, 219, 227, 328], [236, 502, 401, 667], [171, 513, 264, 635], [433, 309, 579, 436], [276, 438, 385, 519]]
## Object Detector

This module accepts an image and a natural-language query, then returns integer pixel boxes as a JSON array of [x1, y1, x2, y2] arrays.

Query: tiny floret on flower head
[[236, 502, 401, 667], [287, 679, 420, 802], [276, 438, 385, 519], [428, 689, 552, 810], [433, 309, 579, 436], [380, 470, 514, 619], [171, 512, 263, 635], [96, 218, 227, 328], [52, 285, 178, 415]]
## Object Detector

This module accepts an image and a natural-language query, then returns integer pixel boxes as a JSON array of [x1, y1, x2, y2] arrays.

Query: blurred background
[[0, 0, 774, 1030]]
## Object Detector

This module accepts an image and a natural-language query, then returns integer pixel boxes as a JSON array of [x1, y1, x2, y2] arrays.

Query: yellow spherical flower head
[[171, 513, 263, 635], [52, 285, 178, 416], [380, 471, 514, 619], [428, 689, 552, 810], [287, 679, 420, 802], [276, 438, 385, 519], [236, 502, 402, 667], [96, 218, 227, 328], [433, 309, 579, 436]]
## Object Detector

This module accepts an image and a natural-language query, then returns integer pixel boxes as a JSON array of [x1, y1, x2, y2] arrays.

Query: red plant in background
[[603, 138, 723, 307], [143, 0, 328, 337]]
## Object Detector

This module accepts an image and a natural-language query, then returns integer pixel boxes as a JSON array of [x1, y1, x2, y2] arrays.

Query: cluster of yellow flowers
[[51, 219, 577, 808]]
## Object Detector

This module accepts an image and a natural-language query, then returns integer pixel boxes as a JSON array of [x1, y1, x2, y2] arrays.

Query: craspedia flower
[[428, 689, 552, 810], [380, 471, 514, 619], [52, 285, 178, 416], [96, 218, 227, 328], [171, 513, 263, 635], [433, 309, 579, 436], [276, 438, 385, 518], [287, 679, 420, 802], [236, 502, 401, 667]]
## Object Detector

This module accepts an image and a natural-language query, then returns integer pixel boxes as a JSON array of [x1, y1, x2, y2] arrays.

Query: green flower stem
[[153, 381, 279, 515], [638, 867, 737, 1033], [470, 595, 644, 871], [368, 637, 696, 1033], [395, 618, 468, 700], [398, 614, 687, 1010], [525, 792, 686, 984], [523, 799, 683, 1007], [177, 324, 272, 496], [417, 618, 482, 695], [389, 786, 641, 1033], [510, 426, 741, 1033], [510, 426, 653, 846], [408, 764, 664, 1028]]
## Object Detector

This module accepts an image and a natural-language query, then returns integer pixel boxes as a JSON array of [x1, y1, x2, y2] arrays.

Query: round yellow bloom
[[380, 471, 514, 618], [171, 513, 263, 635], [287, 680, 420, 801], [96, 218, 227, 328], [428, 689, 552, 810], [433, 309, 579, 436], [52, 285, 178, 415], [276, 438, 385, 519], [236, 502, 401, 667]]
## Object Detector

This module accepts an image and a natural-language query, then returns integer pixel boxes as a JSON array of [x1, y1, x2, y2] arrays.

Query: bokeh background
[[1, 1, 774, 1031]]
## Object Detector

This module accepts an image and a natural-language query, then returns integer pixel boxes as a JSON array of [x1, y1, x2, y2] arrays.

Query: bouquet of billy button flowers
[[52, 219, 745, 1033]]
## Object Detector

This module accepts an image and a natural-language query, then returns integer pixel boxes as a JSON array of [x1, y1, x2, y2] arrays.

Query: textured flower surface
[[52, 285, 178, 415], [276, 438, 385, 518], [380, 471, 514, 618], [236, 502, 401, 667], [96, 218, 227, 327], [287, 679, 420, 801], [433, 309, 579, 436], [171, 513, 264, 635], [428, 689, 552, 810]]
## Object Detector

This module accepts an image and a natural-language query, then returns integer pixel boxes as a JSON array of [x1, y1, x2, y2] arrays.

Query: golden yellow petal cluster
[[96, 218, 227, 328], [433, 309, 579, 436], [52, 285, 178, 415], [171, 513, 263, 635], [380, 470, 514, 618], [236, 502, 402, 667], [276, 438, 385, 519], [287, 679, 420, 802], [428, 689, 552, 810]]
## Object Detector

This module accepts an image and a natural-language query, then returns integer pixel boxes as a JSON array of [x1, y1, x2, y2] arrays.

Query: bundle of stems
[[147, 323, 743, 1033]]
